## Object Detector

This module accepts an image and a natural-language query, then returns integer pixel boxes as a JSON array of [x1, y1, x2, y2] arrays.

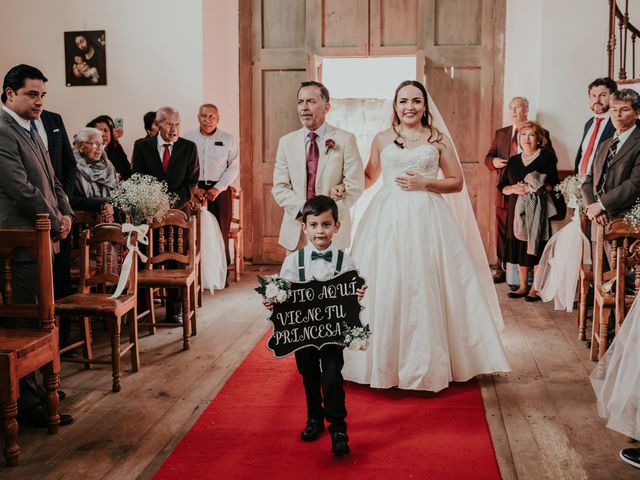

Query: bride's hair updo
[[392, 80, 443, 145]]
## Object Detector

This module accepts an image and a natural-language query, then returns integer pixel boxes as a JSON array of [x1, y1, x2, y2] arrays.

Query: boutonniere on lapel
[[325, 138, 336, 155]]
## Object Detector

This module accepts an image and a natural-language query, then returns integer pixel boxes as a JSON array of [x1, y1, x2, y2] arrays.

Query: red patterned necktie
[[509, 128, 518, 157], [579, 117, 604, 175], [162, 143, 171, 172], [306, 132, 319, 199]]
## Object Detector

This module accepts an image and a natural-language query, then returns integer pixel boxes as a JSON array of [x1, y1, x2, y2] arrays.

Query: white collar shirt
[[183, 128, 239, 191], [280, 240, 356, 282], [157, 134, 174, 159]]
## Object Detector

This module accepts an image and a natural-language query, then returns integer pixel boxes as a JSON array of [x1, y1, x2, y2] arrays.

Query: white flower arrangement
[[110, 173, 178, 225], [624, 199, 640, 232], [555, 174, 586, 211], [255, 275, 291, 303], [342, 323, 371, 351]]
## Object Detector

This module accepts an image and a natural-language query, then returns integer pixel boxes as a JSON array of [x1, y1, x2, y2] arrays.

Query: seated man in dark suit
[[131, 106, 199, 323]]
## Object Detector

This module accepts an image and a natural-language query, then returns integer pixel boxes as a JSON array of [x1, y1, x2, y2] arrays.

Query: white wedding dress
[[591, 295, 640, 440], [342, 143, 511, 392], [200, 207, 227, 293]]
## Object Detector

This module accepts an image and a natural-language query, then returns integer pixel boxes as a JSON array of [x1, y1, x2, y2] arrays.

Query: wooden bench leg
[[82, 315, 93, 370], [110, 321, 122, 392], [590, 304, 600, 361], [599, 307, 611, 360], [182, 287, 192, 351], [129, 309, 140, 373], [1, 401, 19, 467], [578, 278, 588, 341], [147, 288, 156, 335], [42, 364, 60, 434]]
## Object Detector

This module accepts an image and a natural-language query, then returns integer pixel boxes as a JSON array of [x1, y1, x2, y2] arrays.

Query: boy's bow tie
[[311, 251, 333, 262]]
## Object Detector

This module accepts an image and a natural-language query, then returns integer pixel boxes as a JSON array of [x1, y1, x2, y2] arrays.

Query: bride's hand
[[329, 184, 346, 200], [395, 172, 426, 191]]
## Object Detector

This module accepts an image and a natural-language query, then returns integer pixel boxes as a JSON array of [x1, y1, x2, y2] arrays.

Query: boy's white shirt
[[280, 241, 356, 282]]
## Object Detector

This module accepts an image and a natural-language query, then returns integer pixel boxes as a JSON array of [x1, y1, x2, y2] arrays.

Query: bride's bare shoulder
[[373, 129, 396, 149]]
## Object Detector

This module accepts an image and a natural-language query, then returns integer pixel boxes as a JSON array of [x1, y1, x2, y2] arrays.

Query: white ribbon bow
[[109, 223, 149, 299]]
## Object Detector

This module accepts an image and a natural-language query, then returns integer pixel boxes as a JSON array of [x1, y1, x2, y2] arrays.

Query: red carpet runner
[[155, 336, 502, 479]]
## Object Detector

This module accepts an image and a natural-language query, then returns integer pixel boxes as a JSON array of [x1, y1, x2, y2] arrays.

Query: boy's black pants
[[294, 344, 347, 434]]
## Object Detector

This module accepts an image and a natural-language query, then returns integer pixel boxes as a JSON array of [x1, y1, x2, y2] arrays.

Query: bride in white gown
[[342, 80, 510, 392]]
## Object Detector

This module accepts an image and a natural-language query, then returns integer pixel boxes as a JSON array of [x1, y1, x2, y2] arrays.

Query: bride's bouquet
[[255, 275, 291, 303], [342, 323, 371, 351], [555, 174, 586, 211], [110, 173, 177, 225], [624, 199, 640, 231]]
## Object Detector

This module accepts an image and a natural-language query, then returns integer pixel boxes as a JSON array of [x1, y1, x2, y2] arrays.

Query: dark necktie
[[509, 128, 518, 157], [596, 136, 619, 199], [162, 143, 171, 172], [29, 120, 39, 144], [311, 250, 332, 262], [306, 131, 319, 199]]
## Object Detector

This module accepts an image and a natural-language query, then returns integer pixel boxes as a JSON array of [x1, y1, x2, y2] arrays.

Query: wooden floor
[[2, 272, 637, 479]]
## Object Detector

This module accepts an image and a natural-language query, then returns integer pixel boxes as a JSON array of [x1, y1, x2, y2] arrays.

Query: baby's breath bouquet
[[342, 323, 371, 351], [255, 275, 291, 303], [555, 174, 586, 211], [624, 199, 640, 232], [110, 173, 177, 225]]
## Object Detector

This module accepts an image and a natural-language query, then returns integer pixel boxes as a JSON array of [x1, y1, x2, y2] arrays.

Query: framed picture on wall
[[64, 30, 107, 86]]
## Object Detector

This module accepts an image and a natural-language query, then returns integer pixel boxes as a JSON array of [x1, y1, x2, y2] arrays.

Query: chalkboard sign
[[266, 269, 366, 358]]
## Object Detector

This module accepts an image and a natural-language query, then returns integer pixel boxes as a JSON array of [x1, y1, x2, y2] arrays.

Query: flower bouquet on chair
[[108, 174, 178, 297]]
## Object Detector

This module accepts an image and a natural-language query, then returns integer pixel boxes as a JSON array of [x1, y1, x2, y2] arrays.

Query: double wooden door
[[240, 0, 506, 264]]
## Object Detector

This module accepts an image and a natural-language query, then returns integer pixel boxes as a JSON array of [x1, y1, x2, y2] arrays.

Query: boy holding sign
[[271, 195, 366, 456]]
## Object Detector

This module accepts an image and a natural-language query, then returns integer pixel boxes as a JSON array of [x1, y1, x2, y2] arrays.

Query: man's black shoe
[[165, 314, 183, 325], [19, 403, 74, 428], [330, 432, 350, 456], [620, 448, 640, 469], [300, 419, 324, 441], [492, 270, 506, 284]]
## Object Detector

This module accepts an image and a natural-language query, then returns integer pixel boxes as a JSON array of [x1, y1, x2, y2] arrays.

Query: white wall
[[0, 0, 239, 158], [504, 0, 610, 169]]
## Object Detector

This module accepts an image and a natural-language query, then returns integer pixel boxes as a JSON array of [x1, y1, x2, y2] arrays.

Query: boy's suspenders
[[297, 247, 344, 281]]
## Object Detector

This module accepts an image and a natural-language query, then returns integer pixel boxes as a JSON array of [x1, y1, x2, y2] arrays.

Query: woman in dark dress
[[87, 115, 131, 180], [498, 121, 560, 302]]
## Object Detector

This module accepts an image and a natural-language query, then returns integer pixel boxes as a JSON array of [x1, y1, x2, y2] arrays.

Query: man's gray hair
[[156, 106, 180, 122], [509, 96, 529, 109], [73, 127, 102, 146], [612, 88, 640, 110]]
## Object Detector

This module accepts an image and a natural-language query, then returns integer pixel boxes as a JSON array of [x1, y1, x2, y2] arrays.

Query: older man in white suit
[[272, 81, 364, 252]]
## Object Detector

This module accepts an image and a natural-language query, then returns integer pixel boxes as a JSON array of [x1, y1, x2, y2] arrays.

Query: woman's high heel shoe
[[507, 290, 529, 299]]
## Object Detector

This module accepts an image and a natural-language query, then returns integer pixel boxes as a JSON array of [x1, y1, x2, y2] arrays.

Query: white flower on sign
[[265, 283, 279, 299]]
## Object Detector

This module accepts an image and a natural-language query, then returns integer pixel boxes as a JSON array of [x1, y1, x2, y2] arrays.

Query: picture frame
[[64, 30, 107, 86]]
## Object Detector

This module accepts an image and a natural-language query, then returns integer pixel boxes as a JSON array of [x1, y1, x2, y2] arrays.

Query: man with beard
[[575, 77, 617, 175]]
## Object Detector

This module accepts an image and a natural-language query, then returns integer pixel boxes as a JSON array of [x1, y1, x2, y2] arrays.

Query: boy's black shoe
[[300, 419, 324, 441], [330, 432, 350, 456], [620, 448, 640, 469]]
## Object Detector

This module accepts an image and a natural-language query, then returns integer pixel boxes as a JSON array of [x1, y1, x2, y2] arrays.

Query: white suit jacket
[[272, 124, 364, 251]]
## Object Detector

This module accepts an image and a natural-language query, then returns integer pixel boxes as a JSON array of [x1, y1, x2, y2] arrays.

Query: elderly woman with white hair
[[71, 126, 116, 218]]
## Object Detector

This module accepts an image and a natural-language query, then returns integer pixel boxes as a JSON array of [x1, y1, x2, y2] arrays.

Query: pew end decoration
[[555, 174, 586, 211], [108, 174, 177, 298], [625, 199, 640, 232]]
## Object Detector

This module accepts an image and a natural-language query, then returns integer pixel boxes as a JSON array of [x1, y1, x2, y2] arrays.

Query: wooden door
[[241, 0, 505, 264], [422, 0, 505, 260]]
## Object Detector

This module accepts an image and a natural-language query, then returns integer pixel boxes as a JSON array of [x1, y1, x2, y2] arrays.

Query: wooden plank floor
[[2, 273, 637, 479]]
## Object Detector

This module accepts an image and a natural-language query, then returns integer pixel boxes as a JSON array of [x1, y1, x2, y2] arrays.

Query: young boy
[[272, 195, 366, 456]]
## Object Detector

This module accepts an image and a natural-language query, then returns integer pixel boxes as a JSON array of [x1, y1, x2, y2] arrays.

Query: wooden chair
[[590, 220, 640, 360], [0, 214, 60, 467], [137, 210, 198, 350], [69, 210, 113, 284], [614, 235, 640, 333], [229, 186, 244, 282], [55, 224, 139, 393], [576, 213, 592, 340]]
